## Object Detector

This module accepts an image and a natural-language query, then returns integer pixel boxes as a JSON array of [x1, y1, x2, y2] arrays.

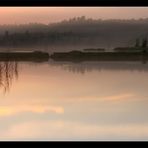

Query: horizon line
[[1, 16, 148, 26]]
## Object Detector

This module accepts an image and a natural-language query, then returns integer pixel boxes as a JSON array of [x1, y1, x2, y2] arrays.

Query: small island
[[0, 38, 147, 63], [50, 38, 148, 62]]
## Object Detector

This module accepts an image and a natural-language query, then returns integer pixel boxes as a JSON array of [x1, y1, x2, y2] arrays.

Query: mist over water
[[0, 17, 148, 52]]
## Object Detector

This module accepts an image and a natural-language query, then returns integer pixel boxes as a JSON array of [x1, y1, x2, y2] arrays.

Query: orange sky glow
[[0, 7, 148, 24]]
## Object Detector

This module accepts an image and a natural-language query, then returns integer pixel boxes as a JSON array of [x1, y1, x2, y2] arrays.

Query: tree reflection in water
[[0, 61, 18, 93]]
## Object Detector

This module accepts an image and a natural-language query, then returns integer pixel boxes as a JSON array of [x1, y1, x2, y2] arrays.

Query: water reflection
[[50, 60, 148, 74], [0, 61, 18, 93], [0, 60, 148, 140], [1, 60, 148, 93]]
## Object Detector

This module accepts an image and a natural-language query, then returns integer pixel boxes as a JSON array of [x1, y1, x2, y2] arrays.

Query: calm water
[[0, 60, 148, 140]]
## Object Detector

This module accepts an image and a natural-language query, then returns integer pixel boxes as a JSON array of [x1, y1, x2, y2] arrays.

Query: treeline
[[1, 16, 148, 50]]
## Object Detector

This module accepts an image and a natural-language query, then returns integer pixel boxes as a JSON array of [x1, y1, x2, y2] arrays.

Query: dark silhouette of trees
[[1, 17, 148, 49], [135, 38, 140, 47], [4, 30, 9, 38], [142, 38, 147, 48], [0, 61, 18, 93]]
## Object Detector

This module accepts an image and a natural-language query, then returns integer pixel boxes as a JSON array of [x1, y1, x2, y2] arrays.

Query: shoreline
[[0, 51, 49, 62], [50, 50, 148, 62]]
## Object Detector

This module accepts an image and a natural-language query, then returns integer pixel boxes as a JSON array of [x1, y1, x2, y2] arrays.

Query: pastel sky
[[0, 7, 148, 24]]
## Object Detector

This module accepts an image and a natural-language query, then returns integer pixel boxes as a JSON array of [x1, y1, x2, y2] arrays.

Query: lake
[[0, 60, 148, 140]]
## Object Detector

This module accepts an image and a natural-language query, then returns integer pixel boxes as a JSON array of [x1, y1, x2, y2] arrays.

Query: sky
[[0, 7, 148, 24]]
